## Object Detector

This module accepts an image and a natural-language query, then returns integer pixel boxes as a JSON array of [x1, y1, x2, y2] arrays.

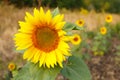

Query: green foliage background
[[1, 0, 120, 13], [0, 0, 120, 13]]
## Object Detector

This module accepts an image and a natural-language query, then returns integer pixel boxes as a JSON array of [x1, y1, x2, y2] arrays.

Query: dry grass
[[0, 4, 120, 79], [63, 10, 120, 30]]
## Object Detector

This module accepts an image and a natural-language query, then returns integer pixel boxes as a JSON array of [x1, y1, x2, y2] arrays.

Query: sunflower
[[75, 19, 84, 27], [80, 8, 89, 15], [70, 34, 81, 45], [8, 62, 16, 71], [100, 27, 107, 35], [105, 14, 112, 23], [14, 7, 71, 68], [93, 51, 104, 56]]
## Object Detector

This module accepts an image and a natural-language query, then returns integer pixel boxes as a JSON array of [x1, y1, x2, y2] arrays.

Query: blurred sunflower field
[[0, 0, 120, 80]]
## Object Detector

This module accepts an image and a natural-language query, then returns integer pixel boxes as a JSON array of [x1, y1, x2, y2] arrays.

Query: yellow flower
[[75, 19, 84, 27], [70, 34, 81, 45], [93, 51, 104, 56], [100, 27, 107, 35], [93, 51, 98, 56], [8, 62, 16, 71], [105, 14, 112, 23], [80, 8, 89, 15], [99, 51, 104, 56], [14, 7, 71, 68]]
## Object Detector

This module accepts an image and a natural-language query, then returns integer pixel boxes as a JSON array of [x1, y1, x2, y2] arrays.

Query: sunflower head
[[8, 62, 16, 71], [93, 51, 104, 56], [14, 7, 71, 68], [75, 19, 84, 27], [105, 14, 112, 23], [80, 8, 89, 15], [70, 34, 81, 45], [100, 27, 107, 35]]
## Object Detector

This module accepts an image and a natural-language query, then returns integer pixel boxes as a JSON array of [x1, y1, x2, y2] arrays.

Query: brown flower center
[[73, 37, 78, 41], [101, 29, 105, 32], [79, 21, 83, 24], [32, 27, 59, 52], [107, 17, 110, 20]]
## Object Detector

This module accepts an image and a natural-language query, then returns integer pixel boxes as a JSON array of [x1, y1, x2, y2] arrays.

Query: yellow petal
[[40, 7, 45, 16], [19, 21, 34, 33], [58, 61, 63, 68], [34, 8, 40, 18], [45, 54, 51, 68], [45, 10, 52, 25], [39, 52, 46, 67], [14, 33, 31, 38], [58, 30, 66, 37], [15, 42, 32, 50], [14, 33, 32, 50], [39, 7, 45, 21], [59, 48, 71, 56], [25, 12, 34, 23], [49, 51, 56, 67], [23, 46, 35, 60], [58, 41, 70, 49], [60, 36, 70, 41], [53, 14, 64, 25], [55, 49, 64, 62], [32, 50, 41, 63], [55, 22, 65, 30]]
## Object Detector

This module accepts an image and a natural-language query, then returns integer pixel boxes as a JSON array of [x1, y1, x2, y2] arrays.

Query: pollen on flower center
[[32, 27, 59, 52]]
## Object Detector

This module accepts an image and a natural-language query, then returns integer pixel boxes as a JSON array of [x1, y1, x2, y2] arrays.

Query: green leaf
[[61, 56, 91, 80], [52, 7, 59, 17], [63, 22, 84, 31], [13, 62, 61, 80], [92, 46, 98, 51], [82, 53, 91, 60], [74, 25, 84, 30], [5, 71, 12, 80], [71, 44, 80, 52], [63, 22, 76, 31]]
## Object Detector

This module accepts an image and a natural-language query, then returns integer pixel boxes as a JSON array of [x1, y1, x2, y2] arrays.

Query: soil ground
[[88, 53, 120, 80]]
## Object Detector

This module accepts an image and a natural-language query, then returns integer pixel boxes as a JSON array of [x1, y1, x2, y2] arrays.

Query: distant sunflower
[[70, 34, 81, 45], [100, 27, 107, 35], [105, 14, 112, 23], [75, 19, 84, 27], [14, 7, 71, 68], [8, 62, 16, 71]]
